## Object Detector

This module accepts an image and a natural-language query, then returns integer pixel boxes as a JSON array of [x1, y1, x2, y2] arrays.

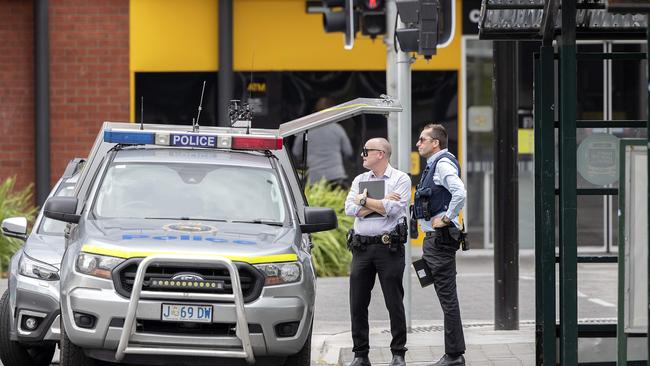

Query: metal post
[[217, 0, 233, 127], [34, 0, 50, 205], [559, 0, 577, 364], [493, 40, 519, 330], [386, 0, 398, 166], [390, 2, 413, 331], [533, 54, 543, 366], [397, 50, 412, 332], [646, 14, 650, 366], [397, 35, 413, 334], [539, 44, 557, 366]]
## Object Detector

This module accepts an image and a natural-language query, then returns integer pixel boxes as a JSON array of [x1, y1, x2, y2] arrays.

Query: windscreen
[[92, 162, 286, 223]]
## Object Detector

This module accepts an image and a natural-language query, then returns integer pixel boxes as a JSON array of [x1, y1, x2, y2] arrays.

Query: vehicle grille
[[112, 259, 265, 302], [136, 320, 263, 336], [109, 318, 263, 336]]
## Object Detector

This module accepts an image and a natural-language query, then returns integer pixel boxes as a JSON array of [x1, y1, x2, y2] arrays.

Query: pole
[[384, 0, 411, 332], [386, 0, 398, 166], [217, 0, 233, 127], [387, 0, 413, 331], [493, 40, 519, 330], [559, 0, 578, 363], [34, 0, 50, 205], [646, 13, 650, 366], [397, 21, 412, 334]]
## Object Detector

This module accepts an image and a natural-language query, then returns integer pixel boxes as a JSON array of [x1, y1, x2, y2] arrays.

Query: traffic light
[[359, 0, 386, 38], [320, 0, 357, 49], [395, 0, 454, 58], [307, 0, 387, 49]]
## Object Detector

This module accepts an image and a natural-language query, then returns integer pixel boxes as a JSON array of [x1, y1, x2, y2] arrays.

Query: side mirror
[[1, 217, 28, 241], [43, 197, 80, 224], [300, 207, 338, 234]]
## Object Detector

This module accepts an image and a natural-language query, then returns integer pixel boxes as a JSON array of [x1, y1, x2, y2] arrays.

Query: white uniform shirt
[[344, 164, 411, 236], [418, 149, 466, 232]]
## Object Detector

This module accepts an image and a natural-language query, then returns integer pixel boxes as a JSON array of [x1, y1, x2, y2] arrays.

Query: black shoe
[[349, 356, 372, 366], [390, 354, 406, 366], [430, 354, 465, 366]]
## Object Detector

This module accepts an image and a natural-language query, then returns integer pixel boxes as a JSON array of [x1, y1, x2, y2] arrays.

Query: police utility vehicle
[[0, 158, 83, 366], [41, 98, 401, 366]]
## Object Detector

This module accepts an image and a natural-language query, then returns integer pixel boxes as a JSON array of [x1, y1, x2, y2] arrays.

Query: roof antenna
[[140, 96, 144, 130], [193, 80, 207, 132]]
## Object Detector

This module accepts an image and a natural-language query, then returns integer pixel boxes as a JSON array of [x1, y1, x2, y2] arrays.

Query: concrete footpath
[[312, 322, 535, 366], [312, 248, 536, 366]]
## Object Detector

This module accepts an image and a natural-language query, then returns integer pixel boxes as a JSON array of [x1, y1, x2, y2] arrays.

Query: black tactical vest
[[413, 152, 461, 220]]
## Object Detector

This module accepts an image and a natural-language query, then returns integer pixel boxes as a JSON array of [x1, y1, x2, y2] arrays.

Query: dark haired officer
[[414, 124, 467, 366], [344, 138, 411, 366]]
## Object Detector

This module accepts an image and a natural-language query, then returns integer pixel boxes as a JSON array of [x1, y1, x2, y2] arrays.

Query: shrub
[[0, 177, 37, 274], [304, 180, 353, 277]]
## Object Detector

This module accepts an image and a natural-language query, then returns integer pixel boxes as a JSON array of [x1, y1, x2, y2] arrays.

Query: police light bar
[[231, 136, 283, 150], [103, 129, 283, 151]]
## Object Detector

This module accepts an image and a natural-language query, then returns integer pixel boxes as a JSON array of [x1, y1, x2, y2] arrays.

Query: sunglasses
[[361, 147, 384, 157], [418, 136, 435, 143]]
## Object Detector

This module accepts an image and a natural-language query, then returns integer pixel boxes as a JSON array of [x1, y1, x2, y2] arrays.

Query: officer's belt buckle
[[381, 234, 391, 245]]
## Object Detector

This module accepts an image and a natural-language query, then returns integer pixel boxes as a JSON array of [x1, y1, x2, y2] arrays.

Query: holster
[[346, 229, 355, 251], [435, 225, 470, 251], [409, 206, 418, 239], [346, 229, 366, 252]]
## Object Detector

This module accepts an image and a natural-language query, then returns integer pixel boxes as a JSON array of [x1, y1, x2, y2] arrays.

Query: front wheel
[[0, 289, 55, 366], [59, 319, 95, 366]]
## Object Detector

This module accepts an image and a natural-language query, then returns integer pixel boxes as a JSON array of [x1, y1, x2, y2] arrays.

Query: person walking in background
[[344, 138, 411, 366], [413, 124, 467, 366], [292, 97, 353, 189]]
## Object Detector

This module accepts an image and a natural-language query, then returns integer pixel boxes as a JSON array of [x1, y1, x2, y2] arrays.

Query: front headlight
[[76, 253, 123, 279], [19, 254, 59, 281], [254, 262, 301, 286]]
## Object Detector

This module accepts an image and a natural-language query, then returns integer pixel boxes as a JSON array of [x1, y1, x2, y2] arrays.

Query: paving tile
[[368, 348, 389, 364], [480, 344, 514, 358], [405, 346, 437, 363], [465, 349, 490, 362], [491, 358, 523, 366], [516, 355, 535, 366], [507, 343, 534, 355]]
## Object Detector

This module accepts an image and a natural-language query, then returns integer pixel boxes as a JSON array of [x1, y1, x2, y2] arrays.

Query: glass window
[[38, 182, 76, 235], [92, 163, 286, 224], [465, 38, 495, 248]]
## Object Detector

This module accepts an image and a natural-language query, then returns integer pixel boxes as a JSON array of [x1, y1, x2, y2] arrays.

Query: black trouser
[[423, 230, 466, 355], [349, 243, 407, 357]]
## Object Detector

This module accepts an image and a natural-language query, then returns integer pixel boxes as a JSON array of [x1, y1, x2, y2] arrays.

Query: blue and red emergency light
[[103, 129, 283, 150]]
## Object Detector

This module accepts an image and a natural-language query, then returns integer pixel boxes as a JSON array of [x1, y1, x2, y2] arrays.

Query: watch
[[442, 215, 451, 225], [359, 197, 367, 207]]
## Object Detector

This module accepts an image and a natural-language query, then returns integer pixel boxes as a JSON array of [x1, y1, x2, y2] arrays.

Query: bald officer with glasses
[[344, 138, 411, 366]]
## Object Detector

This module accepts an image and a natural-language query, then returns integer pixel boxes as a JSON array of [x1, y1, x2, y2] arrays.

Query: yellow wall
[[130, 0, 462, 72], [130, 0, 219, 72], [130, 0, 465, 121]]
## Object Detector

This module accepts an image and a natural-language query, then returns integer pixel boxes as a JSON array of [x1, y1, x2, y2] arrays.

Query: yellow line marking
[[81, 244, 298, 264]]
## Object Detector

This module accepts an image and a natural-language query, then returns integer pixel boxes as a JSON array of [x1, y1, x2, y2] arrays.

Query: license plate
[[161, 304, 213, 323]]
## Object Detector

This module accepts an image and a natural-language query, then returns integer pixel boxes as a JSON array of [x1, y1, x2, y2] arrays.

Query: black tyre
[[0, 289, 55, 366], [59, 319, 95, 366], [283, 326, 312, 366]]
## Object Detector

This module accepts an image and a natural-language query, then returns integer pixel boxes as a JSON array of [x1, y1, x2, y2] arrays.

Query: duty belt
[[355, 233, 393, 245]]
